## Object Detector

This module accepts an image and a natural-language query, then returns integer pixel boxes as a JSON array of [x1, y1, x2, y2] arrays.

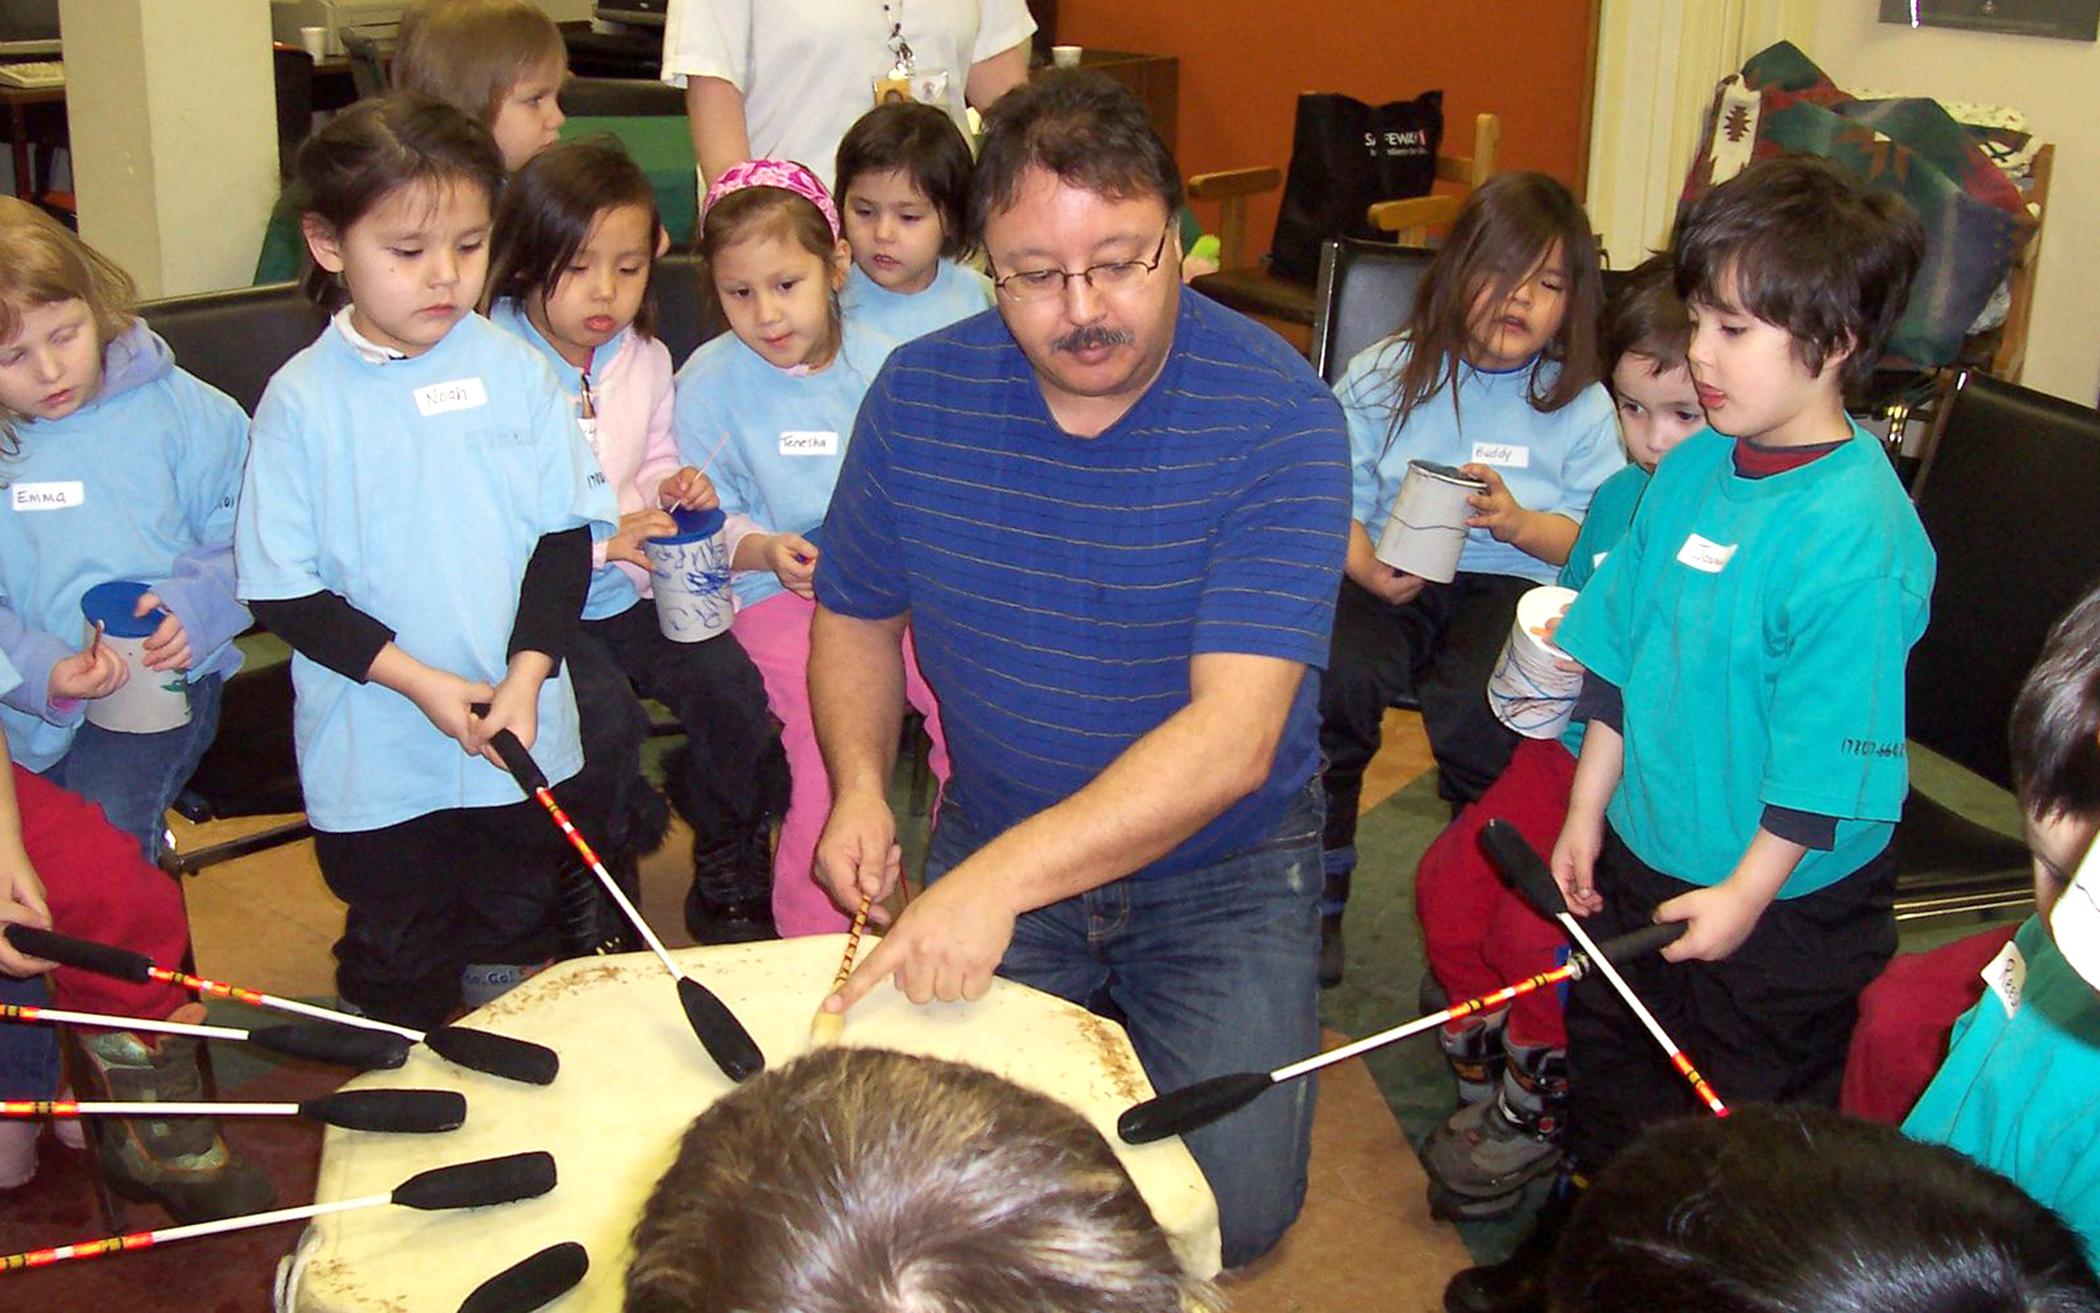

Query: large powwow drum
[[279, 935, 1221, 1309]]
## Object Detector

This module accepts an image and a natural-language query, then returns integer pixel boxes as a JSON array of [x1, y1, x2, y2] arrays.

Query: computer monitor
[[0, 0, 60, 57]]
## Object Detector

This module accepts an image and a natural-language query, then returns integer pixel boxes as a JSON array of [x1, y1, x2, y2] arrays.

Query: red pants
[[1416, 738, 1576, 1047], [13, 765, 191, 1020], [1840, 922, 2017, 1125]]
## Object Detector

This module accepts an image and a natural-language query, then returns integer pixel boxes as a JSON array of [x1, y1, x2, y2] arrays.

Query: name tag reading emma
[[10, 481, 83, 511], [1675, 533, 1738, 574], [779, 431, 839, 457], [1470, 442, 1530, 468], [413, 377, 489, 417]]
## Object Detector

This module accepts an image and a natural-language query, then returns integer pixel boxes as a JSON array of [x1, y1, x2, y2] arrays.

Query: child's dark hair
[[835, 102, 975, 261], [2010, 579, 2100, 819], [1673, 156, 1925, 393], [1602, 253, 1690, 381], [1551, 1104, 2100, 1313], [485, 137, 663, 338], [291, 93, 507, 307], [392, 0, 565, 130], [626, 1047, 1218, 1313], [969, 69, 1183, 249], [1385, 172, 1604, 435]]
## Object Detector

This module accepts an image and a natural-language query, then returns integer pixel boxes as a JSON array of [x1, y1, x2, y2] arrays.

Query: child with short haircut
[[673, 160, 947, 936], [1318, 172, 1624, 984], [626, 1047, 1219, 1313], [1551, 1104, 2100, 1313], [392, 0, 567, 172], [1446, 157, 1932, 1313], [485, 138, 781, 942], [1415, 255, 1703, 1221], [0, 196, 249, 858], [834, 101, 995, 343], [1902, 580, 2100, 1260], [236, 94, 616, 1029]]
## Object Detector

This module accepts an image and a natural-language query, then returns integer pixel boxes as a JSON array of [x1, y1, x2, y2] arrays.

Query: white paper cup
[[1052, 45, 1083, 67], [79, 580, 192, 734], [1375, 460, 1486, 584], [644, 509, 734, 643], [1487, 585, 1583, 739], [299, 24, 329, 60]]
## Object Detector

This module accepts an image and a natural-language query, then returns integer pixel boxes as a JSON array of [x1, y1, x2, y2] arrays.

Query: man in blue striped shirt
[[810, 71, 1350, 1267]]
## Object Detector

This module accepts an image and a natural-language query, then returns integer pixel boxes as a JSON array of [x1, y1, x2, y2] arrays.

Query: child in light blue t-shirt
[[834, 101, 995, 346], [1317, 173, 1622, 983], [236, 96, 616, 1029]]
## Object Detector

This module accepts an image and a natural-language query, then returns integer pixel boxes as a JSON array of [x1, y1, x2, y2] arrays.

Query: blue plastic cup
[[643, 508, 733, 642], [78, 580, 191, 732]]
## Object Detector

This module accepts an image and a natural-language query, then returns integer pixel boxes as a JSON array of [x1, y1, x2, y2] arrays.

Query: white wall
[[1803, 11, 2099, 405]]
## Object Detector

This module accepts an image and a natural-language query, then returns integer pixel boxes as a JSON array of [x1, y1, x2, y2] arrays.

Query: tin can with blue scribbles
[[643, 508, 733, 643], [1374, 459, 1485, 584]]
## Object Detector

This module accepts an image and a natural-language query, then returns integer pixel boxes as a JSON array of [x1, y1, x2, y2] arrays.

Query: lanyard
[[881, 0, 914, 76]]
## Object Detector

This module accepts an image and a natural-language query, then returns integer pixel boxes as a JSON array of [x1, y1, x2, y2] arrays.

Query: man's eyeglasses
[[989, 225, 1173, 303]]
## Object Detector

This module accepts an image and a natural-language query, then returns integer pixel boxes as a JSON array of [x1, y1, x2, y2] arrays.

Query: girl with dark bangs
[[1315, 172, 1623, 988]]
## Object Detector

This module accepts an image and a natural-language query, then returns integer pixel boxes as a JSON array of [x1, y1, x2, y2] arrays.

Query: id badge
[[872, 67, 950, 106]]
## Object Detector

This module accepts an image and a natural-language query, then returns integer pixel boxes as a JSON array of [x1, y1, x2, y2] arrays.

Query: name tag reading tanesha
[[413, 377, 489, 417], [1675, 533, 1738, 574], [1470, 442, 1530, 468], [9, 481, 84, 511], [779, 431, 839, 457]]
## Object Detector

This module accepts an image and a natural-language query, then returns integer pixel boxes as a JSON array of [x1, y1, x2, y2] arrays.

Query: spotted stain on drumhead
[[1075, 1011, 1147, 1104]]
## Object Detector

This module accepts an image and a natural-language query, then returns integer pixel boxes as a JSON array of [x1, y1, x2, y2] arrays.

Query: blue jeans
[[44, 673, 225, 861], [926, 782, 1324, 1267], [0, 973, 57, 1099]]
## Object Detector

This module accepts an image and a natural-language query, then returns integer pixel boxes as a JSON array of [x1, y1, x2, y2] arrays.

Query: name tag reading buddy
[[1471, 442, 1530, 469]]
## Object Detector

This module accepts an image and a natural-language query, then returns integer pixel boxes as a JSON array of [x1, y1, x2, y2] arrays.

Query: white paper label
[[576, 415, 601, 454], [9, 480, 83, 511], [1470, 442, 1530, 469], [1981, 938, 2027, 1018], [1675, 533, 1738, 574], [413, 376, 489, 417], [1591, 550, 1609, 569], [779, 430, 839, 456], [2053, 848, 2100, 989]]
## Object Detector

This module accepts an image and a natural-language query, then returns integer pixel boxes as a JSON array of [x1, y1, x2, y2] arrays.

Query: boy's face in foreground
[[1686, 271, 1851, 448], [2023, 807, 2097, 926]]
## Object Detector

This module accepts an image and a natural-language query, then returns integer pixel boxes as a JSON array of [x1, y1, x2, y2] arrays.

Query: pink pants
[[731, 591, 949, 935]]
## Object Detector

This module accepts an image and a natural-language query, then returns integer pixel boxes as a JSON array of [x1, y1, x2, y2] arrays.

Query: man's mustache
[[1052, 324, 1135, 354]]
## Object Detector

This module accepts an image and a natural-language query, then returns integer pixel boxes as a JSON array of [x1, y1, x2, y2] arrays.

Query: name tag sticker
[[10, 480, 83, 511], [1592, 550, 1610, 569], [1675, 533, 1738, 574], [413, 377, 489, 417], [779, 430, 839, 456], [1981, 938, 2026, 1018], [1471, 442, 1530, 468]]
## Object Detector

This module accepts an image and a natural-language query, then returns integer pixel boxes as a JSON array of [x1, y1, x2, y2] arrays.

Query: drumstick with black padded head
[[1117, 920, 1685, 1145], [476, 724, 765, 1082], [459, 1241, 590, 1313], [2, 925, 558, 1086], [3, 1087, 466, 1133], [1479, 818, 1729, 1116], [1, 1000, 410, 1068], [0, 1150, 556, 1273]]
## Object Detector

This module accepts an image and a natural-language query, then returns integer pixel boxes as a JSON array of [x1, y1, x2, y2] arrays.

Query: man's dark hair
[[2011, 579, 2100, 819], [1673, 156, 1925, 392], [1551, 1105, 2100, 1313], [968, 69, 1183, 247]]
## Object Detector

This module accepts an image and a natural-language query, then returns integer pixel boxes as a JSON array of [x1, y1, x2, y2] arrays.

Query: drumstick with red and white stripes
[[1, 1000, 410, 1068], [1, 925, 557, 1086], [0, 1151, 555, 1274], [2, 1087, 464, 1133]]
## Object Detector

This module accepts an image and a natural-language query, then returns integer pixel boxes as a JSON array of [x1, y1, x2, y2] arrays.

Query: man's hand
[[822, 862, 1016, 1014], [136, 592, 194, 672], [814, 788, 902, 919]]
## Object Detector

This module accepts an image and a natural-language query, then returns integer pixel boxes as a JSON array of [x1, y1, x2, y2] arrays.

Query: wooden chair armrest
[[1367, 194, 1461, 238], [1188, 166, 1284, 201]]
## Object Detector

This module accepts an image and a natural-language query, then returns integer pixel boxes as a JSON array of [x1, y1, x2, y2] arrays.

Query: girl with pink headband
[[671, 159, 949, 936]]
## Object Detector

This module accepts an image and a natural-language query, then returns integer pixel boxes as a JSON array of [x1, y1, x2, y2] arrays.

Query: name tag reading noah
[[1675, 532, 1737, 574], [779, 430, 839, 457], [10, 481, 84, 511], [413, 377, 489, 417], [1470, 442, 1530, 468]]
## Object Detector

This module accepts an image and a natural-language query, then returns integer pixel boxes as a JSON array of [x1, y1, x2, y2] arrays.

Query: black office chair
[[138, 284, 329, 870], [561, 76, 685, 119], [653, 251, 721, 362], [271, 45, 317, 179], [1308, 237, 1434, 385], [1892, 369, 2100, 919], [340, 30, 390, 100]]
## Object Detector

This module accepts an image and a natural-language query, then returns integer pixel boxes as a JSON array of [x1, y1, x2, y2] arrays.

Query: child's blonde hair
[[392, 0, 564, 130], [0, 195, 136, 354]]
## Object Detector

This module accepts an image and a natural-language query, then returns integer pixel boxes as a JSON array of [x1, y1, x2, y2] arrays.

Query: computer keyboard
[[0, 61, 63, 90]]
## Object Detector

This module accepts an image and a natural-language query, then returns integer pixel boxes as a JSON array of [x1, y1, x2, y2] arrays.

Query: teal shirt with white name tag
[[1553, 461, 1650, 759], [671, 321, 898, 608], [234, 313, 617, 832], [1555, 426, 1934, 896]]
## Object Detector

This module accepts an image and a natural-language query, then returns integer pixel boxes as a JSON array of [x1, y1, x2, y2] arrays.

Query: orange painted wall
[[1055, 1, 1596, 254]]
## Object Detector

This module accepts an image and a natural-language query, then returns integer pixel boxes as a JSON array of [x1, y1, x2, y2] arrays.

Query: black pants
[[1564, 826, 1897, 1171], [1317, 573, 1530, 866], [315, 785, 613, 1030]]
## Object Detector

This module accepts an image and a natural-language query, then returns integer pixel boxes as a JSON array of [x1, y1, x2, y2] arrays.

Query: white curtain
[[1585, 0, 1816, 269]]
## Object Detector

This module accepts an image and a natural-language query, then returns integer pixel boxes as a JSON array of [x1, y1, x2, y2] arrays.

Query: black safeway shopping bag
[[1270, 90, 1443, 282]]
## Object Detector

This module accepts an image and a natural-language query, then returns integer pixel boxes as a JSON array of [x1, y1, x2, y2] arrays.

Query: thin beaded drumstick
[[809, 894, 873, 1045]]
